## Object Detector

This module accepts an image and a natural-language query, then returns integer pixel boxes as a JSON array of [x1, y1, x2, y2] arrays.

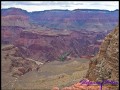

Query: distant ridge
[[1, 7, 119, 12], [1, 7, 118, 31]]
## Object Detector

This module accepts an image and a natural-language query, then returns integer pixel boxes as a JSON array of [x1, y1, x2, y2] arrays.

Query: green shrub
[[59, 51, 71, 61]]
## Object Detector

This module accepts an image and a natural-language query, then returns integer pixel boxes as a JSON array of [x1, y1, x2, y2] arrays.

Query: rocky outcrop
[[86, 26, 119, 82], [1, 44, 41, 77]]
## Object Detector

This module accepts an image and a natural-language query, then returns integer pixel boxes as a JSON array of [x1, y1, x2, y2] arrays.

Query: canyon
[[2, 28, 107, 62], [2, 8, 118, 62], [1, 7, 119, 90]]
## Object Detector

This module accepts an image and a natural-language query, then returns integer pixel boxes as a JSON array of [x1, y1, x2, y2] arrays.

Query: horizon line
[[1, 7, 119, 12]]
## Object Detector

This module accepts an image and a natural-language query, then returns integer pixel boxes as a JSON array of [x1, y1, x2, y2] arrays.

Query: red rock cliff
[[86, 26, 119, 82]]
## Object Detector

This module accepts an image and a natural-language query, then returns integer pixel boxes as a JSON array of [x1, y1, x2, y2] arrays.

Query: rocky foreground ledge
[[53, 82, 118, 90]]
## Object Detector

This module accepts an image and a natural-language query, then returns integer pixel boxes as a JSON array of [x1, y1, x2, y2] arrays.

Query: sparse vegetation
[[59, 51, 71, 61]]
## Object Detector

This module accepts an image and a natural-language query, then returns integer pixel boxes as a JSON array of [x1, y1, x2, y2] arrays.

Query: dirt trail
[[26, 58, 44, 65]]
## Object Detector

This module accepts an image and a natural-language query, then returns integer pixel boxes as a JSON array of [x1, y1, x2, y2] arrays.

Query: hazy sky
[[1, 1, 119, 12]]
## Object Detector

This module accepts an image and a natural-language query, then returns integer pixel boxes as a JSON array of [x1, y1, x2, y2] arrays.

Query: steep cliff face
[[86, 26, 119, 82], [2, 15, 31, 28]]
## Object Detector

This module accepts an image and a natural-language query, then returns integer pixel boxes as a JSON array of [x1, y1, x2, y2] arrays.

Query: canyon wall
[[86, 26, 119, 82], [2, 29, 107, 62]]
